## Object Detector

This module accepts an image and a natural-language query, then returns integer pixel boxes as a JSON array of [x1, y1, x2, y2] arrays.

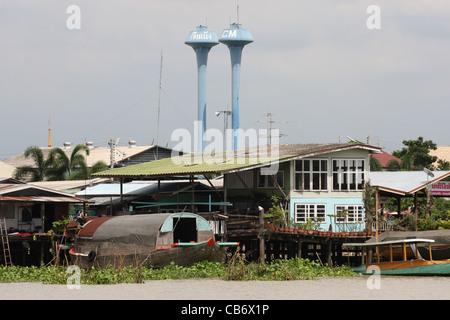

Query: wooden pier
[[225, 214, 376, 266]]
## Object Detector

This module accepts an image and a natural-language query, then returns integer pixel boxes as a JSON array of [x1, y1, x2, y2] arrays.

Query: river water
[[0, 276, 449, 300]]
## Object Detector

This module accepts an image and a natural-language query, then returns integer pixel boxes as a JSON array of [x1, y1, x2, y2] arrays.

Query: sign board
[[430, 181, 450, 196]]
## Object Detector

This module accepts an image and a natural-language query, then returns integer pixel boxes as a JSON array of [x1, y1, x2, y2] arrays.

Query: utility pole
[[108, 139, 117, 169]]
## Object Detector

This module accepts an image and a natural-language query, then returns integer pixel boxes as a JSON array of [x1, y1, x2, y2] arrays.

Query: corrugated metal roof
[[368, 171, 450, 195], [75, 181, 197, 197], [31, 178, 111, 192], [94, 155, 290, 178], [430, 146, 450, 165], [0, 182, 87, 202], [94, 143, 381, 178], [3, 145, 170, 168], [72, 216, 115, 238], [0, 196, 86, 202], [76, 182, 159, 196], [0, 161, 16, 179]]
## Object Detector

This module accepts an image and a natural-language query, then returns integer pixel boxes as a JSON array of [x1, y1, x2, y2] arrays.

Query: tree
[[13, 144, 108, 182], [386, 159, 401, 171], [370, 156, 382, 171], [362, 181, 377, 232], [434, 159, 450, 170], [13, 146, 60, 181], [49, 144, 90, 179], [392, 137, 437, 170], [68, 160, 109, 180]]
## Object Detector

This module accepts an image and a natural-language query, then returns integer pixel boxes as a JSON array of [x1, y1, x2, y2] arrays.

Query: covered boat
[[343, 238, 450, 276], [65, 213, 238, 268], [367, 230, 450, 260]]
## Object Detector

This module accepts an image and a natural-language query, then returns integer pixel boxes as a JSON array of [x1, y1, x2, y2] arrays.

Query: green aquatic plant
[[0, 259, 356, 285]]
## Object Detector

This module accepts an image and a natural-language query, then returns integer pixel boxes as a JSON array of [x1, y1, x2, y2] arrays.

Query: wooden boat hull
[[69, 238, 235, 269], [353, 259, 450, 276], [150, 243, 226, 268]]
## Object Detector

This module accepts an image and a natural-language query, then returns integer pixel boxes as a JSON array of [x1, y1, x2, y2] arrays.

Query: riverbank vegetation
[[0, 258, 356, 285]]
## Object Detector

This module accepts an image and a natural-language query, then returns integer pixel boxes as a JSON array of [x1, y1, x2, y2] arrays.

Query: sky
[[1, 0, 450, 160]]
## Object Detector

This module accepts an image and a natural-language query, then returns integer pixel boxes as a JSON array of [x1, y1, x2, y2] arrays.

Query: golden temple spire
[[48, 117, 52, 147]]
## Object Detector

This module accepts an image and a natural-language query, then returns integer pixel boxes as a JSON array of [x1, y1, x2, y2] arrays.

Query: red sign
[[430, 181, 450, 196]]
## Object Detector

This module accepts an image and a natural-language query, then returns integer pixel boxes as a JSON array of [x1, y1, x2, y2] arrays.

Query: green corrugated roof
[[94, 153, 294, 178], [94, 143, 381, 178]]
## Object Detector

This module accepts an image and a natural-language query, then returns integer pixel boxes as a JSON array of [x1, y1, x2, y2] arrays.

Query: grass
[[0, 258, 356, 285]]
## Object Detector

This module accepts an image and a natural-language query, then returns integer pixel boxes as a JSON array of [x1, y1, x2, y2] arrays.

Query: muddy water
[[0, 276, 449, 300]]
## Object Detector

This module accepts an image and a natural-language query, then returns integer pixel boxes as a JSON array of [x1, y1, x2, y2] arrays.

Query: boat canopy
[[367, 230, 450, 244], [343, 238, 435, 248], [82, 213, 213, 246], [90, 214, 171, 245], [160, 213, 211, 232]]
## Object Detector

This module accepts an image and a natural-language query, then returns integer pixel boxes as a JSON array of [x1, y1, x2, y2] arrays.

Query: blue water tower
[[185, 25, 219, 152], [219, 23, 253, 150]]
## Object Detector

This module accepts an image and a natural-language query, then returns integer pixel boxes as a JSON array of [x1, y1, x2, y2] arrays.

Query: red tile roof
[[371, 151, 402, 168]]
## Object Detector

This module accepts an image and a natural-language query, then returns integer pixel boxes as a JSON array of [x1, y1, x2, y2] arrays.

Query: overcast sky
[[1, 0, 450, 159]]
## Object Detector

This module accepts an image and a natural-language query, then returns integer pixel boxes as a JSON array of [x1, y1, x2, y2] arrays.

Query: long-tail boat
[[343, 238, 450, 276]]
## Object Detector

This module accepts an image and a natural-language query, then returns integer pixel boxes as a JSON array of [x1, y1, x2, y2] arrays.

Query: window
[[226, 171, 254, 189], [294, 159, 328, 191], [258, 169, 284, 189], [332, 159, 364, 191], [0, 203, 15, 219], [295, 204, 327, 224], [335, 205, 364, 223]]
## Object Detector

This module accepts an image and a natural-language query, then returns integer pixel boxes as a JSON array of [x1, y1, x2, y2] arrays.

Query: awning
[[368, 171, 450, 196]]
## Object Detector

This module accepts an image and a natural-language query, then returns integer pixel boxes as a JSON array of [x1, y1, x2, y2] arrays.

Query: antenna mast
[[258, 112, 287, 145], [156, 51, 163, 159]]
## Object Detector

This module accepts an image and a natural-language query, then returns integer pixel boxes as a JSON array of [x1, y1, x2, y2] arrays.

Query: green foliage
[[392, 136, 437, 170], [386, 159, 401, 171], [0, 258, 356, 285], [392, 214, 416, 231], [13, 145, 109, 182], [362, 181, 377, 231], [370, 156, 382, 171], [434, 159, 450, 170], [51, 217, 72, 234], [224, 257, 355, 281], [384, 197, 450, 231], [13, 146, 60, 182], [264, 196, 289, 227], [49, 144, 90, 179], [298, 218, 321, 231], [69, 160, 109, 180]]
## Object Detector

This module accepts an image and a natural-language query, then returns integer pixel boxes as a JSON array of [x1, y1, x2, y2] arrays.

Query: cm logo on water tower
[[221, 29, 237, 38]]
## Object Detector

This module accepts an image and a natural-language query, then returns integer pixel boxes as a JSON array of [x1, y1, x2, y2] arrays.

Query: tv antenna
[[257, 112, 288, 144]]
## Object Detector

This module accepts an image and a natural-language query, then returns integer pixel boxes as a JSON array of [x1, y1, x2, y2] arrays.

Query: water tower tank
[[185, 25, 219, 152], [219, 23, 253, 150]]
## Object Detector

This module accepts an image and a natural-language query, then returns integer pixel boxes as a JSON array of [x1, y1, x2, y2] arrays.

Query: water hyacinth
[[0, 259, 356, 285]]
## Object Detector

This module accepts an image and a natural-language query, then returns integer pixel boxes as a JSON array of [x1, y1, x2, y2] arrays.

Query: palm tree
[[50, 144, 90, 179], [13, 146, 56, 181], [68, 160, 109, 180], [14, 144, 109, 182]]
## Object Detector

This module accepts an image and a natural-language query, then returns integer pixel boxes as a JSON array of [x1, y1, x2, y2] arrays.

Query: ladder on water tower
[[0, 218, 12, 266]]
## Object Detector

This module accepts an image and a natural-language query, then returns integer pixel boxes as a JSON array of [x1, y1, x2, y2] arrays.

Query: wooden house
[[0, 178, 86, 233], [94, 143, 382, 233]]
